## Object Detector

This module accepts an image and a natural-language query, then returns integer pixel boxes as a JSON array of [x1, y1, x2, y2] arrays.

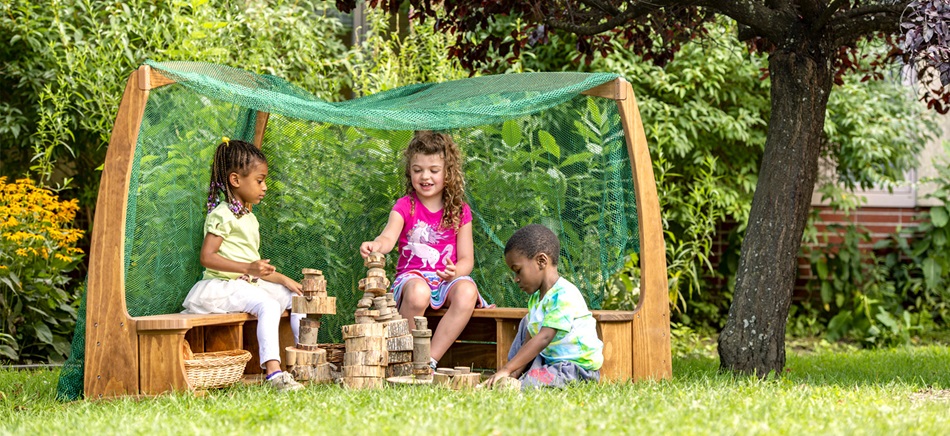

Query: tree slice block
[[387, 350, 412, 364], [413, 343, 430, 363], [298, 322, 320, 345], [372, 297, 388, 310], [387, 334, 413, 351], [382, 319, 409, 338], [432, 372, 451, 386], [292, 363, 331, 382], [436, 368, 458, 376], [454, 366, 471, 374], [355, 316, 377, 324], [356, 298, 373, 308], [303, 290, 328, 298], [449, 372, 480, 389], [302, 268, 323, 276], [363, 277, 388, 296], [300, 318, 321, 328], [343, 350, 388, 366], [374, 313, 394, 322], [343, 365, 386, 378], [342, 323, 383, 339], [411, 329, 432, 338], [295, 342, 322, 351], [386, 362, 413, 378], [301, 277, 326, 293], [364, 252, 386, 269], [291, 295, 337, 315], [342, 376, 383, 389], [353, 309, 380, 318], [366, 268, 387, 278], [345, 335, 385, 351], [413, 316, 428, 330], [286, 346, 327, 366]]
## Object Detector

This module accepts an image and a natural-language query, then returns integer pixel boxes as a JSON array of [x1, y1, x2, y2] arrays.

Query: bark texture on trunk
[[718, 47, 833, 376]]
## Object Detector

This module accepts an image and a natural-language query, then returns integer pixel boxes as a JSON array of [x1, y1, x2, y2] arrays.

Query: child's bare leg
[[398, 279, 430, 330], [264, 359, 281, 375], [430, 281, 477, 361]]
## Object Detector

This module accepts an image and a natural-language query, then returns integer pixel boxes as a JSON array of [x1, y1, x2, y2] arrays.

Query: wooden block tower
[[341, 252, 415, 388], [411, 316, 433, 380], [285, 268, 336, 383]]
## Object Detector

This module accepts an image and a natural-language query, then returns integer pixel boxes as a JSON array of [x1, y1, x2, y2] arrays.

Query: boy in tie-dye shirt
[[481, 224, 603, 390]]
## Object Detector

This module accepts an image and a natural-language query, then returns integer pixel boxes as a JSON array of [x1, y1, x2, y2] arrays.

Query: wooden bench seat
[[425, 307, 635, 381], [133, 312, 293, 395]]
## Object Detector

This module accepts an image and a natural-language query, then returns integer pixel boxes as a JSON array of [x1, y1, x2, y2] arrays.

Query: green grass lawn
[[2, 345, 948, 435]]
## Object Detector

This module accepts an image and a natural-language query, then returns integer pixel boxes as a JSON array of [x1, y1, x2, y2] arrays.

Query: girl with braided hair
[[360, 131, 492, 371], [181, 138, 304, 392]]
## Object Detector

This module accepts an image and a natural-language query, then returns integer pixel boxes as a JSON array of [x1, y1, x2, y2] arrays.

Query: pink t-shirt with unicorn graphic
[[392, 194, 472, 275]]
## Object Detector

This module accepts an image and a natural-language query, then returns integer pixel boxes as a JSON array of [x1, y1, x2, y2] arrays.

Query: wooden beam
[[581, 78, 627, 100], [614, 78, 672, 381], [137, 65, 176, 91], [85, 66, 151, 399], [253, 111, 270, 148]]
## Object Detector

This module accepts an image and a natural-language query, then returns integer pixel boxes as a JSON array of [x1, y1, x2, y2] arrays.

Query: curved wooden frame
[[83, 66, 670, 399]]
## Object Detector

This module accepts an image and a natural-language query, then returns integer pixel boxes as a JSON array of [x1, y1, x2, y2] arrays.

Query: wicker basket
[[184, 349, 252, 390]]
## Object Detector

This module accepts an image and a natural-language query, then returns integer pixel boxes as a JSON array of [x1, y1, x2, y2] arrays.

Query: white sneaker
[[266, 371, 304, 392]]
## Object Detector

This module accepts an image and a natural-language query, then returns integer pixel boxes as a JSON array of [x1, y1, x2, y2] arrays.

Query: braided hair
[[403, 131, 466, 231], [206, 139, 268, 217]]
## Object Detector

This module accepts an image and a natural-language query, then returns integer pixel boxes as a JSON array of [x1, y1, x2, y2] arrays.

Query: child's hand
[[359, 241, 381, 258], [479, 368, 512, 389], [248, 259, 276, 277], [284, 278, 303, 296], [436, 257, 456, 281]]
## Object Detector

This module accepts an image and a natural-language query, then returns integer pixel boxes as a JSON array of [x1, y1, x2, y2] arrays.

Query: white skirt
[[181, 278, 293, 314]]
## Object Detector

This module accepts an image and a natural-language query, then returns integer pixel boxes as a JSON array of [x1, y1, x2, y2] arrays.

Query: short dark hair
[[504, 224, 560, 266]]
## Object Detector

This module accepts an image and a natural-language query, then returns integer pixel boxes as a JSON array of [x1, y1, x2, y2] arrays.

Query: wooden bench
[[426, 307, 636, 381], [82, 65, 671, 399]]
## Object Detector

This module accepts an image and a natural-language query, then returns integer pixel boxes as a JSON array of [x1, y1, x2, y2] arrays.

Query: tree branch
[[543, 0, 680, 35], [698, 0, 793, 42], [827, 3, 910, 46], [811, 0, 851, 33]]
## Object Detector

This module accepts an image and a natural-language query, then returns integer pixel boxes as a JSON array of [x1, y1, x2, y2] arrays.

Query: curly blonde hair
[[403, 131, 466, 231]]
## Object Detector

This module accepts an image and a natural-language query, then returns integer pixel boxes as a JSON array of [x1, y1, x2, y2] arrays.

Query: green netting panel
[[57, 61, 639, 399]]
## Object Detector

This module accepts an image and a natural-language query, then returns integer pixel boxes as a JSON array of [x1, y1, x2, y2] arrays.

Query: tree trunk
[[718, 47, 833, 376]]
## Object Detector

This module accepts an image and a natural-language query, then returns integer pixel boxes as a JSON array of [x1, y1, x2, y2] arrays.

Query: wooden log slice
[[344, 335, 385, 352], [386, 362, 413, 378], [342, 376, 383, 389], [295, 342, 323, 352], [374, 314, 394, 322], [291, 295, 337, 315], [364, 252, 386, 269], [342, 322, 383, 339], [387, 350, 412, 364], [353, 309, 380, 318], [356, 298, 373, 308], [343, 350, 388, 366], [413, 316, 428, 330], [366, 268, 387, 278], [432, 372, 451, 386], [436, 368, 458, 376], [454, 366, 471, 374], [411, 329, 432, 338], [298, 323, 320, 346], [301, 268, 323, 276], [355, 316, 377, 324], [300, 318, 322, 328], [372, 296, 388, 310], [412, 343, 430, 363], [449, 372, 481, 389], [343, 365, 386, 378], [386, 335, 414, 352], [382, 319, 409, 338]]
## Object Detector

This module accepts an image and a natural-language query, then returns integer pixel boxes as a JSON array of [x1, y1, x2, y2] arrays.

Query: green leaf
[[931, 207, 949, 228], [816, 259, 828, 280], [502, 120, 522, 147], [820, 281, 832, 303], [34, 323, 53, 344], [538, 130, 560, 159], [922, 256, 942, 290], [0, 345, 17, 361]]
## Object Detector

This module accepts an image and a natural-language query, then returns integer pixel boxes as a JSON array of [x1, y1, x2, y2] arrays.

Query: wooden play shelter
[[55, 61, 671, 400]]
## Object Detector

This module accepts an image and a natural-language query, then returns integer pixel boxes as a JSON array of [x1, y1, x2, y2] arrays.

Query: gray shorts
[[507, 316, 600, 390]]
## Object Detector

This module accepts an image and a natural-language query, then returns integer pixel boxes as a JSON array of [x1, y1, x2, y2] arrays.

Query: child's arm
[[359, 211, 404, 258], [481, 326, 557, 387], [199, 233, 276, 277], [259, 271, 303, 295], [436, 221, 474, 281]]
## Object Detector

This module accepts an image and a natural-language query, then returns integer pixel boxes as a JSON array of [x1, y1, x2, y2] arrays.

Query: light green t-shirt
[[527, 277, 604, 371], [201, 203, 261, 280]]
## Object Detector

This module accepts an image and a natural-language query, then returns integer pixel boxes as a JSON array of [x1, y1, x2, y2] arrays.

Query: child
[[481, 224, 603, 390], [181, 138, 305, 392], [360, 130, 492, 369]]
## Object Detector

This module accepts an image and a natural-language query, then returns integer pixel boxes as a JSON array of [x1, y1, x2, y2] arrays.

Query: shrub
[[0, 177, 84, 363]]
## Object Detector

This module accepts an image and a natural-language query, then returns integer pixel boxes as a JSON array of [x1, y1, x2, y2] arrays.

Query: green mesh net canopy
[[57, 60, 639, 400]]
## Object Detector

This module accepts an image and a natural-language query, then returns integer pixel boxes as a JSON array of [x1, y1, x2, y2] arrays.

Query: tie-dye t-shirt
[[392, 194, 472, 275], [527, 277, 604, 371]]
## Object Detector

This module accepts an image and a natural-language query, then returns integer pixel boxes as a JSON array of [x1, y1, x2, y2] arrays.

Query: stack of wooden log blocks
[[411, 316, 432, 381], [433, 367, 480, 389], [285, 268, 336, 383], [341, 252, 415, 388]]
